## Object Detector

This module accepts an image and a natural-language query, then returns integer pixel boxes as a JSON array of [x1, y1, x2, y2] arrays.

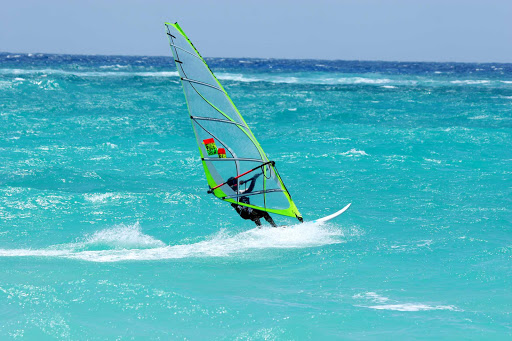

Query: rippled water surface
[[1, 53, 511, 339]]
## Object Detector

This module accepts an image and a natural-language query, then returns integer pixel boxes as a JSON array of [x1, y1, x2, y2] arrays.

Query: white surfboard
[[312, 203, 352, 224]]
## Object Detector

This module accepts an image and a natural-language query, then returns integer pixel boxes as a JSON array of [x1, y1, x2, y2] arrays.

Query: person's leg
[[263, 213, 277, 227], [254, 218, 262, 228]]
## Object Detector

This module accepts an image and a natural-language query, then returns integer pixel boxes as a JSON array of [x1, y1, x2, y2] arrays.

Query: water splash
[[0, 222, 352, 262]]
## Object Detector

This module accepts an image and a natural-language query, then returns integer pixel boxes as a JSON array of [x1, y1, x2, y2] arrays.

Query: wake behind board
[[312, 203, 352, 224]]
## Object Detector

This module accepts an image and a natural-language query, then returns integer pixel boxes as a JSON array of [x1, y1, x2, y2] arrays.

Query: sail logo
[[218, 148, 227, 158], [203, 138, 218, 155]]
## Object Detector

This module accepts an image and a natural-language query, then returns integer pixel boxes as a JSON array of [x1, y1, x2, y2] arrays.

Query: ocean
[[0, 52, 511, 340]]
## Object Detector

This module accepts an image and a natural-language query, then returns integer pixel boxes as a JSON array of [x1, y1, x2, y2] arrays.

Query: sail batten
[[191, 116, 245, 127], [165, 22, 302, 219], [203, 157, 264, 163], [181, 77, 225, 92], [169, 44, 202, 59]]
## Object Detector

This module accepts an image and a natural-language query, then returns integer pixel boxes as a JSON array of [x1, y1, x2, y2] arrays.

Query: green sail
[[165, 22, 302, 220]]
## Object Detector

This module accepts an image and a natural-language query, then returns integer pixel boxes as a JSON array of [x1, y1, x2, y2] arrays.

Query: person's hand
[[240, 172, 261, 185]]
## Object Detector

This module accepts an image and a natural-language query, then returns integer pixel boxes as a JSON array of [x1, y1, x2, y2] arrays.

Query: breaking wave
[[0, 222, 351, 262]]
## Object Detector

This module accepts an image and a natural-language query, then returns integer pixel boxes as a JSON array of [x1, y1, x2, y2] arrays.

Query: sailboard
[[312, 203, 352, 224], [164, 22, 303, 222]]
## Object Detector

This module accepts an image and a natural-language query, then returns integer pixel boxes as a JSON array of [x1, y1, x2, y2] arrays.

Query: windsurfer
[[227, 173, 277, 227]]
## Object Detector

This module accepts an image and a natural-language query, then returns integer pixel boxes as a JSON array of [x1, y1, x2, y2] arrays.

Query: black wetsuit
[[228, 174, 277, 227]]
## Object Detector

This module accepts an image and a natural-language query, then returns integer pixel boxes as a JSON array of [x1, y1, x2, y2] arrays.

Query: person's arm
[[243, 173, 261, 193]]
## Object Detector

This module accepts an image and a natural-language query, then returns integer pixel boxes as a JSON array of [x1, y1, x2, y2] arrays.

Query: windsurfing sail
[[165, 22, 302, 221]]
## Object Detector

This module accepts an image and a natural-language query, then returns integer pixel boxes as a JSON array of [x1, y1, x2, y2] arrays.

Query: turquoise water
[[1, 53, 511, 339]]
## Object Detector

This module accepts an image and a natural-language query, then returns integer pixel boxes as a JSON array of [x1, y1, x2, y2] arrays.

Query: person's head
[[226, 177, 238, 191]]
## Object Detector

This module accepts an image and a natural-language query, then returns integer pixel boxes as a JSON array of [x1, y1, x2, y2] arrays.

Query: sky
[[1, 0, 511, 63]]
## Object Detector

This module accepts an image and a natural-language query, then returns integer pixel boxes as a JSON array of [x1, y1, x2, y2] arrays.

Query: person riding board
[[226, 173, 277, 227]]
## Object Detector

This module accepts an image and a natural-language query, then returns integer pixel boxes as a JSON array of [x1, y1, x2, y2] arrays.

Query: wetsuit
[[227, 174, 277, 227]]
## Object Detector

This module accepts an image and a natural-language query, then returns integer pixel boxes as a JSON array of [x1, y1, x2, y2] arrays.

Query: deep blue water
[[1, 52, 511, 340]]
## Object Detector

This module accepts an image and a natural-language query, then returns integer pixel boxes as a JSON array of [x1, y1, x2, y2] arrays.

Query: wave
[[216, 73, 396, 85], [84, 193, 116, 203], [0, 68, 179, 78], [340, 148, 369, 157], [450, 80, 490, 85], [353, 291, 460, 312], [468, 115, 489, 120], [366, 303, 458, 311], [2, 68, 511, 87], [0, 222, 350, 262], [99, 64, 130, 69]]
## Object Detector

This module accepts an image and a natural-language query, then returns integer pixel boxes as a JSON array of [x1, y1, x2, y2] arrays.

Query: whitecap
[[450, 80, 490, 85], [84, 193, 115, 203], [353, 292, 389, 303], [352, 77, 392, 84], [99, 64, 130, 69], [353, 291, 460, 312], [104, 142, 118, 149], [340, 148, 368, 157], [468, 115, 489, 120], [89, 155, 111, 161], [138, 141, 160, 146], [216, 73, 260, 82], [367, 303, 458, 312]]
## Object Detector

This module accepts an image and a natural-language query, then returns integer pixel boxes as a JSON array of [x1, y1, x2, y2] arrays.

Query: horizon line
[[1, 51, 512, 66]]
